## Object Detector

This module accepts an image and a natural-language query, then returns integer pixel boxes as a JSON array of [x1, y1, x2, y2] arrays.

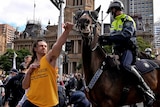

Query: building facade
[[0, 24, 16, 44], [0, 24, 16, 53], [120, 0, 154, 33], [64, 0, 94, 22], [119, 0, 154, 51], [154, 21, 160, 37], [154, 21, 160, 54], [0, 33, 6, 55]]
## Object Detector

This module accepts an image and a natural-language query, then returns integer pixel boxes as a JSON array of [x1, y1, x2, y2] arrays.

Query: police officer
[[145, 48, 155, 59], [98, 0, 155, 106]]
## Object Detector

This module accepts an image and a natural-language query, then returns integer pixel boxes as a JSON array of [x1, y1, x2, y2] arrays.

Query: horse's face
[[74, 6, 101, 36], [75, 11, 92, 34]]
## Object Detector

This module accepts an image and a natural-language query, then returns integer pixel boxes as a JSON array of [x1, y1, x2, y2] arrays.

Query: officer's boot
[[130, 66, 155, 106]]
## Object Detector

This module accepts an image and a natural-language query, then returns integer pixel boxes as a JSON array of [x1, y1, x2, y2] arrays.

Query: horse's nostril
[[81, 24, 86, 30], [86, 19, 90, 24]]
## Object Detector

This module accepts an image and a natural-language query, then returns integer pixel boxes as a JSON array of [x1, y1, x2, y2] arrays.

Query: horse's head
[[74, 6, 101, 36]]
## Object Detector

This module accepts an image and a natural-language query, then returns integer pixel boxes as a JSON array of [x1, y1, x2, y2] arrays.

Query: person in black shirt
[[4, 67, 25, 107], [76, 73, 84, 91]]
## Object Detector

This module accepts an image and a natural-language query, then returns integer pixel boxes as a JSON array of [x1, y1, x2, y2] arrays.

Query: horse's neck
[[82, 41, 106, 82]]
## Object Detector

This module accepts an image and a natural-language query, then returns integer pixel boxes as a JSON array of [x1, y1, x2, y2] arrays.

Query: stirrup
[[137, 85, 155, 106], [145, 90, 155, 100], [144, 91, 155, 106]]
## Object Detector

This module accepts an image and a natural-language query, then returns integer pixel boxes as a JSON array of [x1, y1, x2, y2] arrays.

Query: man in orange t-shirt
[[22, 22, 73, 107]]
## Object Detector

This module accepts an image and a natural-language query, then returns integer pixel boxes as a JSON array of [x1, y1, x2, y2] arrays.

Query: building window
[[78, 40, 81, 53], [73, 0, 75, 6], [77, 0, 79, 5], [80, 0, 82, 5]]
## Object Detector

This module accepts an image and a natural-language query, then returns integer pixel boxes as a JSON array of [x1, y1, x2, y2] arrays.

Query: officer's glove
[[98, 36, 111, 46]]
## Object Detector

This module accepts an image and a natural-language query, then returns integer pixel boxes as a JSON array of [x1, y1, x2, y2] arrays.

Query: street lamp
[[50, 0, 65, 81], [101, 11, 109, 35], [50, 0, 65, 10]]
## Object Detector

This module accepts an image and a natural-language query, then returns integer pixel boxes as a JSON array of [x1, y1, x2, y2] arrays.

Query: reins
[[80, 22, 107, 92]]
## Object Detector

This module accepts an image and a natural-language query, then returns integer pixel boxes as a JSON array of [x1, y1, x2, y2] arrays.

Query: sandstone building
[[14, 0, 95, 74]]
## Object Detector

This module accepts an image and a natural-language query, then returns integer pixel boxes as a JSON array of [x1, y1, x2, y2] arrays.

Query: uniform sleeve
[[121, 20, 136, 38], [108, 19, 136, 44]]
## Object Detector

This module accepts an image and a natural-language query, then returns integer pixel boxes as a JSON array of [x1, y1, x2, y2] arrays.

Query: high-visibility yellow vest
[[110, 13, 136, 33]]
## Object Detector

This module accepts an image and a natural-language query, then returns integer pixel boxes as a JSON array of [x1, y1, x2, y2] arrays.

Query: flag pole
[[33, 0, 36, 21], [13, 51, 17, 69], [57, 0, 64, 81], [50, 0, 65, 81]]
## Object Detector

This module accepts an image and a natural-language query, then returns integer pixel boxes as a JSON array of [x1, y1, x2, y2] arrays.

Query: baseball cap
[[10, 68, 18, 73], [19, 62, 26, 71]]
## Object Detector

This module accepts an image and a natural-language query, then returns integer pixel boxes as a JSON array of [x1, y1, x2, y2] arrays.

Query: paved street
[[123, 103, 143, 107]]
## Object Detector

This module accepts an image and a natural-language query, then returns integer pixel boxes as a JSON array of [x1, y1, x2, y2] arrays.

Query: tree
[[101, 36, 152, 54], [0, 49, 31, 72], [137, 36, 151, 52]]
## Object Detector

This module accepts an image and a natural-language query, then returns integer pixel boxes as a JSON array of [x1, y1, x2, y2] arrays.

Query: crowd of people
[[0, 68, 90, 107]]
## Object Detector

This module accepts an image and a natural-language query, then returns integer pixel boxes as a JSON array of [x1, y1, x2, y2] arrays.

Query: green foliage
[[0, 49, 31, 72], [99, 37, 151, 54], [76, 59, 82, 70], [103, 45, 112, 53], [137, 37, 151, 52]]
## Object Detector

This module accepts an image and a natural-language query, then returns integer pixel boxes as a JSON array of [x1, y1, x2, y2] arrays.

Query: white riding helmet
[[107, 0, 124, 13], [145, 48, 152, 52]]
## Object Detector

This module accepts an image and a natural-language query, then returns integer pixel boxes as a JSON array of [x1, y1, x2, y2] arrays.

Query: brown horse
[[74, 6, 160, 107]]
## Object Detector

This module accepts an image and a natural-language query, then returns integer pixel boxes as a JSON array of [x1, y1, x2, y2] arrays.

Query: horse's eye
[[90, 11, 98, 20], [86, 19, 90, 24]]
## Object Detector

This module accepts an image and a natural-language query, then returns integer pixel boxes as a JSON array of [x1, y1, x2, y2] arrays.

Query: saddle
[[106, 55, 159, 75], [135, 59, 159, 74]]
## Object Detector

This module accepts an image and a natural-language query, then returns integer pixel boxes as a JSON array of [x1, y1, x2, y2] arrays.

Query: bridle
[[75, 10, 100, 51], [75, 9, 108, 92]]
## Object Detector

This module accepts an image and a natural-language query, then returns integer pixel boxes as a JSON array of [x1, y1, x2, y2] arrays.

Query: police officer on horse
[[98, 0, 155, 106]]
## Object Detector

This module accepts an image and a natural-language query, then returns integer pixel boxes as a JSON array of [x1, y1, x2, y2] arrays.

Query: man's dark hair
[[27, 39, 47, 68]]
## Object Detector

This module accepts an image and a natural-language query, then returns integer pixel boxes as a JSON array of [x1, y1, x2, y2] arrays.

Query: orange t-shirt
[[26, 55, 58, 107]]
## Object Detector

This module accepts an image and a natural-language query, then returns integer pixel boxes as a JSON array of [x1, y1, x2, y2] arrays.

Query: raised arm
[[46, 22, 74, 66]]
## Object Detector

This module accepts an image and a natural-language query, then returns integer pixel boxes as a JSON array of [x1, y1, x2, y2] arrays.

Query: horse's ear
[[90, 5, 101, 20], [95, 5, 101, 14], [74, 9, 83, 20]]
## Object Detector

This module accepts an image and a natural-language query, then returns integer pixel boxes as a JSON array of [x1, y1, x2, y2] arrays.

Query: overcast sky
[[0, 0, 159, 31]]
